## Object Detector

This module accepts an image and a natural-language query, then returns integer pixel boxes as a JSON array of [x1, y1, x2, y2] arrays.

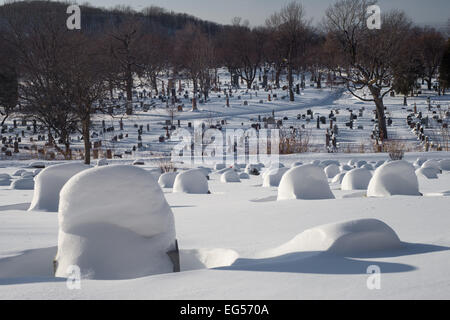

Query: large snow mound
[[341, 168, 372, 191], [262, 167, 289, 187], [367, 160, 421, 197], [28, 163, 92, 212], [10, 177, 34, 190], [173, 169, 209, 194], [331, 172, 346, 184], [416, 167, 438, 179], [55, 165, 177, 280], [220, 170, 241, 183], [0, 177, 11, 186], [158, 172, 178, 188], [324, 164, 340, 178], [278, 165, 335, 200], [259, 219, 402, 257], [421, 160, 441, 171]]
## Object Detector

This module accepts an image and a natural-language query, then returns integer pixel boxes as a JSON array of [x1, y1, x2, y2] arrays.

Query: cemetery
[[0, 0, 450, 301]]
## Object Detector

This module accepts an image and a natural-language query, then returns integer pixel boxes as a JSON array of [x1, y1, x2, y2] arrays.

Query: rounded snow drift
[[28, 161, 45, 169], [414, 157, 427, 167], [340, 164, 352, 172], [0, 177, 11, 186], [55, 165, 177, 280], [28, 163, 92, 212], [239, 172, 250, 179], [356, 160, 367, 168], [324, 164, 340, 179], [12, 169, 27, 177], [421, 160, 441, 171], [341, 168, 372, 191], [158, 172, 178, 188], [278, 164, 335, 200], [331, 172, 346, 184], [262, 219, 402, 257], [367, 160, 421, 197], [173, 169, 209, 194], [220, 170, 241, 183], [320, 160, 340, 168], [416, 167, 438, 179], [10, 177, 34, 190], [263, 167, 289, 187]]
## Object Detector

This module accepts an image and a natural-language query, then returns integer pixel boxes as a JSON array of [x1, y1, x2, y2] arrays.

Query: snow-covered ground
[[0, 151, 449, 299], [1, 73, 450, 300]]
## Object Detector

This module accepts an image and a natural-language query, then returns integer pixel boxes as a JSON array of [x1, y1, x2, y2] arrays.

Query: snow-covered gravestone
[[324, 164, 340, 179], [158, 172, 178, 188], [0, 174, 12, 186], [416, 167, 438, 179], [367, 160, 421, 197], [341, 168, 372, 191], [278, 165, 335, 200], [263, 167, 289, 187], [55, 165, 177, 280], [173, 169, 209, 194], [10, 177, 34, 190], [220, 170, 241, 183], [28, 163, 92, 212]]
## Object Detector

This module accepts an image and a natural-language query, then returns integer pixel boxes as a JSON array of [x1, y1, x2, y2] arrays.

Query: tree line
[[0, 0, 449, 164]]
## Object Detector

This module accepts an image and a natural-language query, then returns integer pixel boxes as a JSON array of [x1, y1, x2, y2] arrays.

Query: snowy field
[[1, 74, 450, 300], [0, 151, 449, 300]]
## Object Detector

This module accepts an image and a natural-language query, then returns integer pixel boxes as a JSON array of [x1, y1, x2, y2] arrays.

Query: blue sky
[[3, 0, 449, 28]]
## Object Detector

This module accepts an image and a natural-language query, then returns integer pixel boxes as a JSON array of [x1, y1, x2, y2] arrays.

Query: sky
[[2, 0, 450, 29]]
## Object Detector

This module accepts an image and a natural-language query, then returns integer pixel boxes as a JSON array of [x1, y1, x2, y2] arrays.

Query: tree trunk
[[152, 75, 158, 95], [126, 65, 133, 115], [376, 99, 388, 141], [426, 78, 432, 90], [288, 64, 294, 102], [275, 68, 281, 88], [192, 78, 198, 110], [82, 117, 91, 165]]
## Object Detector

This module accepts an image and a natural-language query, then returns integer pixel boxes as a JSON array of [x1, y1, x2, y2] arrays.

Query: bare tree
[[174, 24, 214, 110], [267, 2, 309, 101], [107, 18, 145, 115], [324, 0, 411, 141], [0, 35, 18, 127], [417, 28, 446, 91]]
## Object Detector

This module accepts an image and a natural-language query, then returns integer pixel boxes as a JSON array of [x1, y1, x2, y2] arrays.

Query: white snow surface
[[1, 153, 450, 299]]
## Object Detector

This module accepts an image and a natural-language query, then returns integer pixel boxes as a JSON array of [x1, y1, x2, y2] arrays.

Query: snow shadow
[[219, 242, 450, 275], [219, 252, 416, 275], [0, 203, 30, 211], [0, 246, 57, 284]]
